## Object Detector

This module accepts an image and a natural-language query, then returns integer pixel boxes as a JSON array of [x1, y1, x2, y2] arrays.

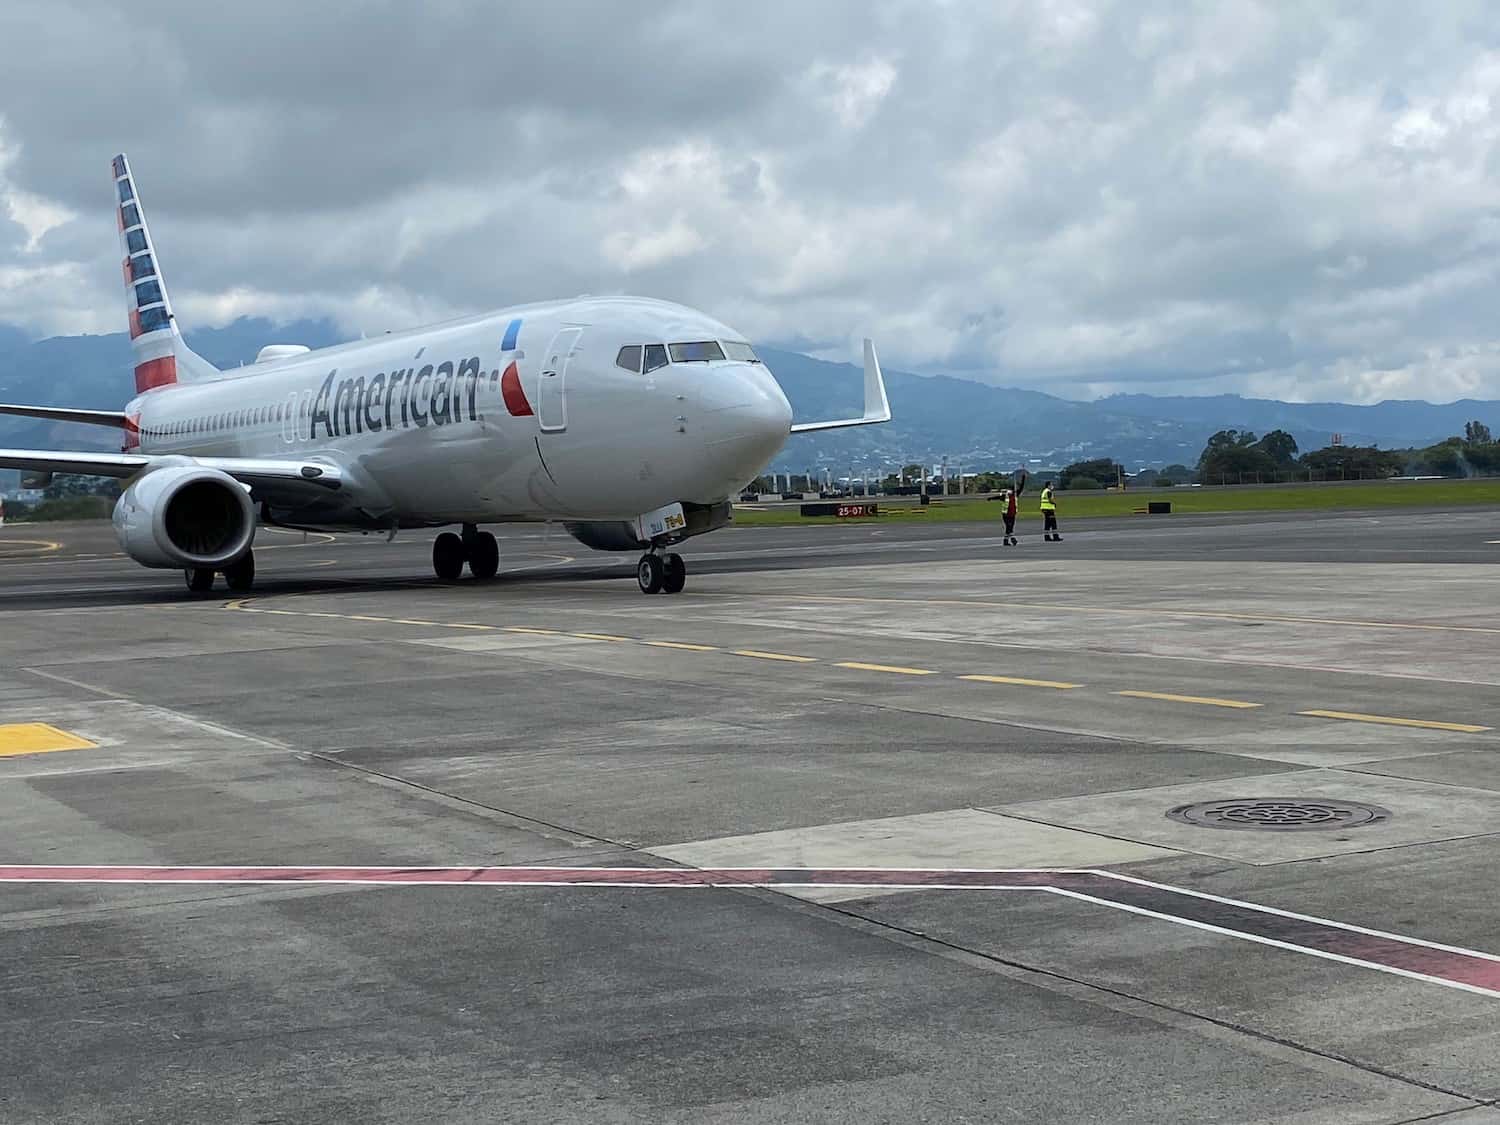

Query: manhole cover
[[1166, 798, 1391, 831]]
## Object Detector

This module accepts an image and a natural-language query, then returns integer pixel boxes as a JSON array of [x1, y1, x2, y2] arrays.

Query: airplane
[[0, 155, 891, 595]]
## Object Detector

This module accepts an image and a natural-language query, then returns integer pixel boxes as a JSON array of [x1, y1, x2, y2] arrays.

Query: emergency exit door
[[538, 327, 583, 433]]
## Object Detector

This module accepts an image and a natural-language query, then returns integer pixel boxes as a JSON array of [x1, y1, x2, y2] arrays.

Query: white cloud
[[2, 2, 1500, 404]]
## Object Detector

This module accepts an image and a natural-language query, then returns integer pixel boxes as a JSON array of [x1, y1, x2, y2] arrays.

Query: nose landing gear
[[637, 550, 686, 595], [432, 525, 501, 581]]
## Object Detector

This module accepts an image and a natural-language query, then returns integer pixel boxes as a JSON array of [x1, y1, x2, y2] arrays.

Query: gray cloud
[[3, 0, 1500, 404]]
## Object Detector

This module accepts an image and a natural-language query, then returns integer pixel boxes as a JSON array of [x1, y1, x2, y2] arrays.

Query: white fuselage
[[123, 297, 793, 530]]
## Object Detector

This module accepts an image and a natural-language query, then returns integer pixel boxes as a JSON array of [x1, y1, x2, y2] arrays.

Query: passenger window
[[668, 340, 725, 363], [643, 343, 668, 373], [615, 345, 642, 373]]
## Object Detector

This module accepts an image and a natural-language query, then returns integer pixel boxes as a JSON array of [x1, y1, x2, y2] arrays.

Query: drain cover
[[1166, 798, 1391, 831]]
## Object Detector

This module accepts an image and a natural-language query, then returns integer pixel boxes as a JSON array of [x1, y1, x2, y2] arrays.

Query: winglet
[[861, 337, 891, 425], [788, 337, 893, 434]]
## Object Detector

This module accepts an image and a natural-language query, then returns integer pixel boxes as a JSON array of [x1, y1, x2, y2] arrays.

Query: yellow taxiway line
[[1114, 690, 1262, 710], [1297, 710, 1491, 733]]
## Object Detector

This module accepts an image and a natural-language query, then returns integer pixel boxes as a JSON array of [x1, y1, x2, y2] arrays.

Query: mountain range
[[2, 318, 1496, 488]]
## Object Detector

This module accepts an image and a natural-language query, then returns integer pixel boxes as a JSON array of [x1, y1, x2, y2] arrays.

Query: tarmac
[[2, 507, 1500, 1123]]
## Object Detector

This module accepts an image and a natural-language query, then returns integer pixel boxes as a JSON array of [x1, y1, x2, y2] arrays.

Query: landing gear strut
[[431, 525, 500, 581], [637, 550, 686, 595], [223, 550, 255, 592]]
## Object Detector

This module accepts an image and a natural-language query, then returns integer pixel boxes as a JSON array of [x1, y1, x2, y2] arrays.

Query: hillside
[[2, 321, 1496, 484]]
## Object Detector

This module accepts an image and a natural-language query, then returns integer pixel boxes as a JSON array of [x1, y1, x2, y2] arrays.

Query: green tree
[[1198, 431, 1276, 481], [1060, 457, 1120, 489], [1299, 445, 1403, 479], [1253, 430, 1299, 466], [1465, 421, 1493, 445]]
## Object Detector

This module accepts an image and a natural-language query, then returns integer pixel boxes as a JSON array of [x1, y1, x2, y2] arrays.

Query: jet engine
[[112, 463, 256, 570]]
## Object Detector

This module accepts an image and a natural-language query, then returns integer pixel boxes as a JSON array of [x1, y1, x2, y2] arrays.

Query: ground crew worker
[[1002, 488, 1018, 545], [1040, 481, 1061, 541]]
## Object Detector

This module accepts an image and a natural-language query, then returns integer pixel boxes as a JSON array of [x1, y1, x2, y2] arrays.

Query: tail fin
[[112, 153, 219, 394]]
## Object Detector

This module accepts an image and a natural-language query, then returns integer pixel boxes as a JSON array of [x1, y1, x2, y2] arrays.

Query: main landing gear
[[432, 524, 500, 581], [183, 549, 256, 595], [637, 550, 686, 595]]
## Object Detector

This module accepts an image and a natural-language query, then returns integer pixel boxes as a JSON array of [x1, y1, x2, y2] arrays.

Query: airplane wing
[[0, 404, 130, 428], [0, 449, 343, 491], [788, 338, 892, 434]]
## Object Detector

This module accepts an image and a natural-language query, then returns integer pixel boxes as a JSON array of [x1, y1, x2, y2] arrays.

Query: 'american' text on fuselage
[[309, 355, 488, 440]]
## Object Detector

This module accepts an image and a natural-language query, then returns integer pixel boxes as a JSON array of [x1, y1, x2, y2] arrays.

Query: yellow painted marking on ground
[[835, 661, 938, 676], [0, 723, 97, 757], [444, 622, 496, 631], [0, 538, 64, 558], [644, 641, 718, 652], [959, 674, 1081, 690], [732, 649, 818, 663], [1299, 709, 1491, 733], [784, 593, 1500, 637], [394, 619, 440, 626], [571, 632, 629, 642], [505, 626, 560, 635], [1115, 690, 1261, 710]]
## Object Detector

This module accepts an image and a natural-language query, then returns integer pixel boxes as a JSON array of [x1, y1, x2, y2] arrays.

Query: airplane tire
[[662, 553, 686, 594], [223, 551, 255, 593], [468, 532, 500, 580], [637, 554, 665, 594], [433, 532, 465, 581], [184, 568, 215, 593]]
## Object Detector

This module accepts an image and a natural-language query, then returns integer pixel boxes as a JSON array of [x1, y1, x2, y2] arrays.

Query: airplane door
[[538, 327, 583, 434]]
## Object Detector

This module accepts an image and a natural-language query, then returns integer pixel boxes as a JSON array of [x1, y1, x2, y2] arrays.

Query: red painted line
[[2, 865, 1496, 999]]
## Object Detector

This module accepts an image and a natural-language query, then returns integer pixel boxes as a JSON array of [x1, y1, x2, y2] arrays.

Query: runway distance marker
[[1298, 709, 1491, 733], [1115, 690, 1262, 710], [960, 674, 1081, 690], [4, 864, 1499, 1000], [0, 723, 98, 757], [835, 661, 938, 676]]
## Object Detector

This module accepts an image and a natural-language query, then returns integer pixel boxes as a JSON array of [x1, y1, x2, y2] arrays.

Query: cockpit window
[[722, 341, 761, 363], [643, 343, 668, 373], [615, 345, 642, 373], [668, 340, 725, 364]]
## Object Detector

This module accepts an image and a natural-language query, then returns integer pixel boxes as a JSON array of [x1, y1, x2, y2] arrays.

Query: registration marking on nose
[[0, 723, 98, 757]]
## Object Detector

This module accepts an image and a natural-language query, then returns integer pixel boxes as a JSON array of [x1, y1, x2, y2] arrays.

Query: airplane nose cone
[[696, 364, 792, 495]]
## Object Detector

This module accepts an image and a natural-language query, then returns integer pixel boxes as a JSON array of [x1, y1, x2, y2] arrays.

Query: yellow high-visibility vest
[[1040, 487, 1056, 511]]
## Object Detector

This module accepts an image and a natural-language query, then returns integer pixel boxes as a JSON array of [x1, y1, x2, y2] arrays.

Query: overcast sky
[[3, 1, 1500, 403]]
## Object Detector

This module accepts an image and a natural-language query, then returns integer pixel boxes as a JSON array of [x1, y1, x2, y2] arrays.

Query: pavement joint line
[[1114, 690, 1263, 710], [1298, 709, 1491, 733], [732, 649, 818, 663], [959, 674, 1081, 690], [784, 593, 1500, 637], [5, 865, 1500, 1003], [835, 661, 939, 676], [215, 603, 1490, 732]]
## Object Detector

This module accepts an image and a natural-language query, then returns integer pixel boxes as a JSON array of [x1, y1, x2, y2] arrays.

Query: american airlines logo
[[307, 319, 532, 439]]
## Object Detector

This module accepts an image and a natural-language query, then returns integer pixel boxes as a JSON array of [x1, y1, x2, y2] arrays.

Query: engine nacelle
[[112, 463, 256, 570]]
